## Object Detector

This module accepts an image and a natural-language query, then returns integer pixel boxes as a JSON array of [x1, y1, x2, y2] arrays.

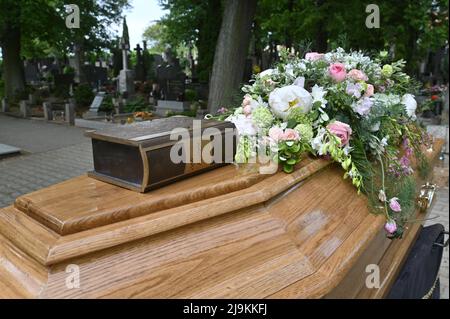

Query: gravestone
[[20, 100, 31, 118], [43, 102, 53, 121], [65, 98, 76, 125], [134, 43, 145, 82], [155, 49, 189, 116], [24, 60, 40, 84], [1, 98, 8, 113], [118, 22, 135, 96], [156, 47, 186, 101], [83, 65, 107, 89], [83, 92, 106, 119]]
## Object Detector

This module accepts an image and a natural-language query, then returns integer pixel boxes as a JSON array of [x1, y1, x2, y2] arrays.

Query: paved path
[[0, 114, 89, 153], [0, 115, 94, 207], [0, 142, 93, 207]]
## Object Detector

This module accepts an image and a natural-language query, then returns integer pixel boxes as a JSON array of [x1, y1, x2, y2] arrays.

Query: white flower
[[401, 94, 417, 120], [259, 68, 274, 78], [378, 190, 387, 202], [311, 127, 327, 155], [311, 85, 327, 105], [268, 85, 313, 120], [225, 114, 257, 136], [286, 63, 295, 77], [370, 121, 380, 132]]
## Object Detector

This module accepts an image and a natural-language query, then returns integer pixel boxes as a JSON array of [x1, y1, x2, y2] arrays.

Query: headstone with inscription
[[83, 92, 106, 119]]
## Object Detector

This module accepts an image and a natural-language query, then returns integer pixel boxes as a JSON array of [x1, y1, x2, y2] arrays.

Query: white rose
[[401, 94, 417, 120], [268, 85, 313, 120], [225, 114, 256, 136]]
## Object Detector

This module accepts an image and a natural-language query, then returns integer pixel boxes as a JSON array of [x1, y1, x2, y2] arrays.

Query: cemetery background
[[0, 0, 449, 298]]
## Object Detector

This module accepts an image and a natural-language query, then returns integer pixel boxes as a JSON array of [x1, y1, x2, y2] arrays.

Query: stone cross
[[121, 38, 129, 71]]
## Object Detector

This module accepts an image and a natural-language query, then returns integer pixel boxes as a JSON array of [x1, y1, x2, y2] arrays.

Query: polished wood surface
[[0, 139, 444, 298]]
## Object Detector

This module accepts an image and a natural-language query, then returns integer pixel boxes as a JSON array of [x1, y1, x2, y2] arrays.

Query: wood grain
[[0, 139, 444, 298]]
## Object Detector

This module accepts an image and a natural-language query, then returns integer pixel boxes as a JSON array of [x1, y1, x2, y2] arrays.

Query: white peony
[[268, 85, 313, 120], [225, 114, 257, 136], [401, 94, 417, 119], [259, 68, 274, 78]]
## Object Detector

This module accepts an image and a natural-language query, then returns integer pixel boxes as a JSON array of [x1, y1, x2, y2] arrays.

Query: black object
[[387, 224, 448, 299], [86, 117, 236, 192]]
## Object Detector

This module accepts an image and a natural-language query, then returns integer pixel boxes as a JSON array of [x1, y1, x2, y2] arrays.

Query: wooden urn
[[0, 138, 444, 298]]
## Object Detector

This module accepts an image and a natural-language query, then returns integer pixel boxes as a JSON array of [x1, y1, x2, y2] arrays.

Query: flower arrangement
[[211, 48, 433, 239]]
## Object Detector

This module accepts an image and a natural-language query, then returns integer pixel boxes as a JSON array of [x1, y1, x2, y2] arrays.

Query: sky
[[120, 0, 167, 48]]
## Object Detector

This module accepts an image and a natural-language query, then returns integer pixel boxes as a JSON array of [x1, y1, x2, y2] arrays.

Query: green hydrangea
[[252, 107, 273, 130], [381, 64, 393, 77], [287, 107, 311, 124], [294, 124, 313, 142]]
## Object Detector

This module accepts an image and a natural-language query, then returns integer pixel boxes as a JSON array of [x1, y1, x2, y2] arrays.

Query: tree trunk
[[207, 0, 257, 113], [73, 41, 87, 84], [1, 26, 25, 100]]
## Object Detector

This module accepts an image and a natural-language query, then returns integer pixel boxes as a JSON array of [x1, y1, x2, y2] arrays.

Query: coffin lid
[[85, 117, 234, 146]]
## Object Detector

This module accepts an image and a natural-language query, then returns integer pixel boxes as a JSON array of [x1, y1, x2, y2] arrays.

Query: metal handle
[[417, 183, 437, 213], [433, 231, 449, 248]]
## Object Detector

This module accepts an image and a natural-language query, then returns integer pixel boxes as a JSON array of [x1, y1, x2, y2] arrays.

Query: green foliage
[[277, 140, 308, 173], [154, 0, 222, 81], [124, 96, 149, 113], [253, 0, 448, 72], [99, 96, 114, 113], [142, 22, 169, 54], [184, 89, 198, 102], [73, 84, 94, 108]]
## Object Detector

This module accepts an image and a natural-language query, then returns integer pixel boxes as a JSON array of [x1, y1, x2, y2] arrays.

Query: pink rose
[[268, 127, 284, 142], [327, 121, 353, 146], [328, 63, 347, 82], [305, 52, 324, 61], [347, 69, 368, 82], [384, 220, 397, 234], [364, 84, 374, 97], [242, 95, 252, 106], [389, 197, 401, 212], [280, 128, 300, 141], [243, 104, 252, 116]]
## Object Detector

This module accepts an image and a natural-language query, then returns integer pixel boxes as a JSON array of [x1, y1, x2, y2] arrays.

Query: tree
[[0, 0, 63, 99], [143, 22, 169, 54], [153, 0, 222, 81], [0, 0, 130, 98], [207, 0, 257, 113]]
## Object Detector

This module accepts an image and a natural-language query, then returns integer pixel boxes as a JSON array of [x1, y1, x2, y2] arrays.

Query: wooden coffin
[[0, 139, 443, 298], [85, 117, 236, 192]]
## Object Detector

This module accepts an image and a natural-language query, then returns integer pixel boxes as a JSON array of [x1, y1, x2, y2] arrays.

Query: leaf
[[287, 158, 297, 165], [285, 140, 294, 147], [320, 113, 329, 121], [291, 143, 300, 153], [287, 118, 297, 128], [283, 164, 294, 173]]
